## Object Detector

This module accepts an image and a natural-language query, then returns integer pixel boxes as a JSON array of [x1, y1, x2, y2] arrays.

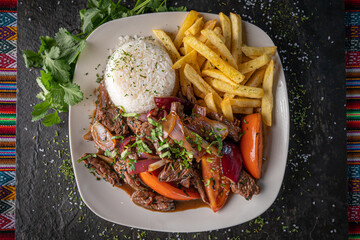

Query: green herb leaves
[[23, 0, 186, 127]]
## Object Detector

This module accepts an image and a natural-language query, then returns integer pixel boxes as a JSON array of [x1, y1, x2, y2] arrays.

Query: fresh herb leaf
[[23, 50, 43, 68], [61, 83, 84, 106], [42, 110, 61, 127]]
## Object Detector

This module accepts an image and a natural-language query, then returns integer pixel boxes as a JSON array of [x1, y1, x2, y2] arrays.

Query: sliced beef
[[191, 170, 209, 204], [126, 117, 154, 138], [184, 116, 218, 142], [114, 160, 145, 191], [158, 160, 193, 182], [95, 84, 128, 136], [207, 112, 242, 142], [81, 153, 121, 186], [131, 190, 175, 211], [231, 169, 260, 200], [170, 101, 185, 119]]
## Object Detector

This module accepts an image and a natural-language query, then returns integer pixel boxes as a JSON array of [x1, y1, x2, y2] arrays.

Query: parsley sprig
[[23, 0, 186, 126]]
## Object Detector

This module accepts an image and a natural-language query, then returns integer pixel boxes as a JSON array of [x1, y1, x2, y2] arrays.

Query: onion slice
[[220, 141, 243, 183], [91, 121, 116, 151], [118, 136, 136, 153], [128, 159, 163, 174], [154, 97, 189, 112]]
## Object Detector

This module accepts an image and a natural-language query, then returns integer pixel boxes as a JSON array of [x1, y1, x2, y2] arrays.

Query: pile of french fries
[[153, 10, 276, 126]]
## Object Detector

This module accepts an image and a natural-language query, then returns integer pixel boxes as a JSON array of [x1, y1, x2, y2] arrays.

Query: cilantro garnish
[[23, 0, 186, 126]]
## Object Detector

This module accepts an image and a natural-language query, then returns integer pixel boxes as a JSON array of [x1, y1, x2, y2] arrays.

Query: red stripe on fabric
[[0, 105, 16, 114], [0, 232, 15, 240], [347, 101, 360, 109], [350, 222, 360, 233], [0, 0, 17, 8], [348, 121, 360, 129], [350, 207, 360, 222], [347, 52, 360, 67], [0, 126, 15, 135]]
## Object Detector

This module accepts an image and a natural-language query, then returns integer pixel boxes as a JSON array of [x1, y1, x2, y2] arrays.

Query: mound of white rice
[[104, 36, 176, 113]]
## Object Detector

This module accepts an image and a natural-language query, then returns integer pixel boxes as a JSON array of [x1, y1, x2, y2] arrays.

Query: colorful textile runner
[[346, 1, 360, 239], [0, 0, 16, 239]]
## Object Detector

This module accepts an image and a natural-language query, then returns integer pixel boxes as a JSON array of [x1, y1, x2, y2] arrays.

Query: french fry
[[230, 98, 261, 108], [213, 27, 225, 43], [184, 42, 193, 55], [202, 60, 215, 70], [153, 29, 181, 62], [221, 97, 234, 121], [172, 50, 197, 69], [219, 12, 232, 50], [207, 78, 264, 98], [183, 35, 245, 84], [174, 10, 199, 48], [230, 12, 242, 66], [179, 47, 186, 56], [185, 17, 204, 36], [179, 66, 190, 96], [224, 93, 235, 99], [261, 60, 274, 126], [243, 70, 256, 84], [246, 67, 266, 87], [232, 106, 254, 114], [198, 19, 217, 42], [184, 64, 222, 110], [238, 54, 271, 74], [204, 93, 217, 113], [202, 69, 237, 86], [242, 46, 277, 59], [201, 29, 237, 69], [193, 85, 205, 98]]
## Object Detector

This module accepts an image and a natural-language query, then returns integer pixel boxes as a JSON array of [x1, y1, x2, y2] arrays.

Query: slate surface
[[16, 0, 347, 239]]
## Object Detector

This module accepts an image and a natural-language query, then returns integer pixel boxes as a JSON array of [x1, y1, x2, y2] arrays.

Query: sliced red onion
[[91, 121, 116, 151], [220, 141, 243, 183], [118, 136, 136, 153], [161, 112, 177, 139], [139, 152, 159, 159], [148, 159, 166, 172], [128, 159, 162, 174]]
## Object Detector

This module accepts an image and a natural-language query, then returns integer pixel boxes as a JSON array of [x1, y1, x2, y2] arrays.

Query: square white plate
[[69, 12, 289, 232]]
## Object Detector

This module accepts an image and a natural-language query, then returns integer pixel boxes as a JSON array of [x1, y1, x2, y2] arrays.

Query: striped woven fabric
[[346, 0, 360, 239], [0, 0, 16, 239]]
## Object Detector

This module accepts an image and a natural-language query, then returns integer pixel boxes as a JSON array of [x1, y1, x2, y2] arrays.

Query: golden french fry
[[179, 66, 190, 96], [194, 85, 205, 98], [183, 35, 245, 84], [230, 12, 242, 66], [172, 50, 197, 69], [185, 17, 204, 36], [224, 93, 235, 99], [184, 64, 222, 110], [207, 78, 264, 98], [242, 70, 256, 84], [201, 60, 215, 70], [213, 27, 225, 43], [219, 12, 232, 50], [174, 10, 199, 48], [230, 98, 261, 108], [238, 54, 271, 74], [179, 47, 186, 56], [246, 67, 266, 87], [197, 19, 217, 42], [153, 29, 181, 62], [242, 46, 277, 59], [261, 60, 274, 126], [241, 55, 252, 63], [184, 42, 193, 55], [204, 93, 217, 113], [202, 69, 237, 86], [201, 29, 237, 69], [232, 106, 253, 114], [221, 97, 234, 121]]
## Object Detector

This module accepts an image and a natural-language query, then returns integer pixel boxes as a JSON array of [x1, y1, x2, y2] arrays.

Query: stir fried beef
[[131, 190, 175, 211], [191, 170, 209, 204], [231, 169, 260, 200], [126, 117, 154, 138], [81, 153, 121, 186], [114, 160, 145, 191], [170, 102, 185, 119], [96, 84, 128, 135], [207, 112, 242, 142], [184, 116, 223, 143], [158, 160, 193, 182]]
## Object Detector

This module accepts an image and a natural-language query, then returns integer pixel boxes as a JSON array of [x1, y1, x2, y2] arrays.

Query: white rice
[[104, 36, 176, 113]]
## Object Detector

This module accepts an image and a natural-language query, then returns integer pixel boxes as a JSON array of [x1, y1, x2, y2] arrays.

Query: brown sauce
[[116, 184, 209, 212]]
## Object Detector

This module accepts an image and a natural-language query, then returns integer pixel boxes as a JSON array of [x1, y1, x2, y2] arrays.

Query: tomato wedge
[[240, 113, 263, 179], [139, 172, 200, 201], [201, 154, 231, 212]]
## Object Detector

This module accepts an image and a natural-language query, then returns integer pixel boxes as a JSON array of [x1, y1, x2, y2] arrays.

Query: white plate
[[69, 12, 289, 232]]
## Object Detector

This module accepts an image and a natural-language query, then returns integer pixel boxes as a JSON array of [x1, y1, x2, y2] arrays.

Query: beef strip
[[158, 159, 193, 182], [131, 190, 175, 211], [207, 112, 242, 142], [191, 170, 209, 204], [81, 153, 121, 186], [96, 84, 128, 136], [184, 115, 220, 143], [126, 117, 154, 138], [170, 101, 185, 119], [114, 160, 145, 191], [231, 169, 260, 200]]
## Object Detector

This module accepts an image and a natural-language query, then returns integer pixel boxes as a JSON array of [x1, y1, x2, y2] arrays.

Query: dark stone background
[[16, 0, 347, 239]]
